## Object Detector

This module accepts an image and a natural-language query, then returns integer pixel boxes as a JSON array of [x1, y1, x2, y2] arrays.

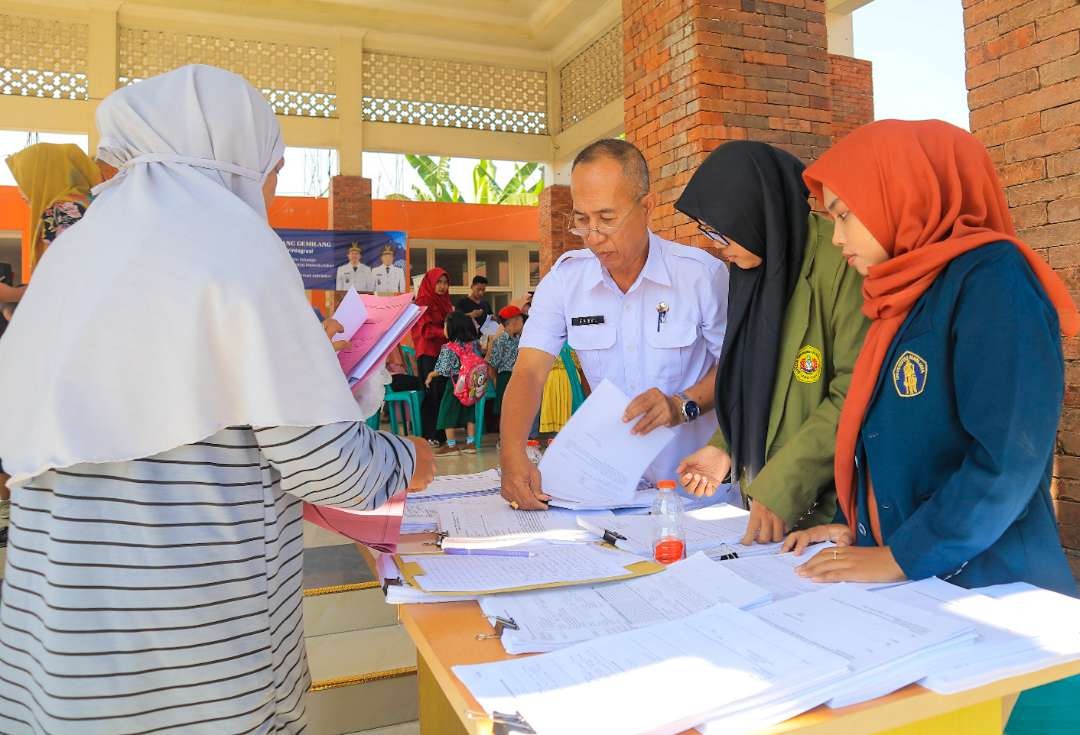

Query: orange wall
[[0, 187, 539, 281], [268, 196, 539, 242]]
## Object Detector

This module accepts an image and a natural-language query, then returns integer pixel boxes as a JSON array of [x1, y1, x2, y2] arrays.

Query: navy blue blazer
[[849, 242, 1076, 596]]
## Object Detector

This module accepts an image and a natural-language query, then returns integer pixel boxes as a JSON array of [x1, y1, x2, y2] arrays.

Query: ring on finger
[[510, 501, 519, 510], [832, 549, 839, 561]]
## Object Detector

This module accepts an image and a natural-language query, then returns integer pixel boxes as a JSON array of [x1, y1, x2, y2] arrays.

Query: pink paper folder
[[303, 491, 407, 553], [337, 293, 425, 385]]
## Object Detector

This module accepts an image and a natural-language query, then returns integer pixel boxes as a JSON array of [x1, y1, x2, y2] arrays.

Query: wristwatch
[[676, 392, 700, 423]]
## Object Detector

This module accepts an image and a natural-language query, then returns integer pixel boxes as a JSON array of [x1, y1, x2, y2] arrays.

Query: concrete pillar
[[537, 184, 574, 278]]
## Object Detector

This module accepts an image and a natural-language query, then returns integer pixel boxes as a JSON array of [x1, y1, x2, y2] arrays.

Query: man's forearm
[[683, 365, 718, 412]]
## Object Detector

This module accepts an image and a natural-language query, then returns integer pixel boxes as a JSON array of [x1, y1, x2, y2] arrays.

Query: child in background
[[426, 312, 484, 457], [487, 304, 525, 415]]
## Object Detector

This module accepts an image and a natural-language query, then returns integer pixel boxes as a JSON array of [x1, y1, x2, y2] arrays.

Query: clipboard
[[392, 543, 665, 596]]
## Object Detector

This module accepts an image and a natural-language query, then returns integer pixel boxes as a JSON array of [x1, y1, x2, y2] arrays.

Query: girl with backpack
[[426, 311, 490, 456]]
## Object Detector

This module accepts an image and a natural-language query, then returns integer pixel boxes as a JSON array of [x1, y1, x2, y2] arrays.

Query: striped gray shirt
[[0, 422, 415, 734]]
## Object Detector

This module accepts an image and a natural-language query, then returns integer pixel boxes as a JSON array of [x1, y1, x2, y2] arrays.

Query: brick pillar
[[963, 0, 1080, 575], [623, 0, 833, 246], [328, 175, 373, 230], [538, 184, 574, 278], [828, 54, 873, 143]]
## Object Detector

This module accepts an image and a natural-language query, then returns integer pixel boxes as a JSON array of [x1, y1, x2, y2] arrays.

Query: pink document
[[303, 491, 406, 553], [336, 293, 425, 385]]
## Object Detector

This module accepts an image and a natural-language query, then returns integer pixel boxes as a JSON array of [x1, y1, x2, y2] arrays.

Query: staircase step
[[304, 583, 397, 638], [306, 625, 418, 735]]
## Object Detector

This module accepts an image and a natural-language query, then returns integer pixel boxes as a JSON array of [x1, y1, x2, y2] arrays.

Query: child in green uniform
[[426, 311, 484, 456]]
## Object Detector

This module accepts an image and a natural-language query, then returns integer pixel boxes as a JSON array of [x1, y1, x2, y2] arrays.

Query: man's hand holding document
[[536, 380, 675, 509]]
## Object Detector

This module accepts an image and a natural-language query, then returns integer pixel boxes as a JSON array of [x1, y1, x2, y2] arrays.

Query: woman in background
[[6, 142, 100, 267], [413, 267, 453, 447]]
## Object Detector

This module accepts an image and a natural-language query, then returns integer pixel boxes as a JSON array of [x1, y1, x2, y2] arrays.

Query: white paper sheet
[[538, 380, 675, 506], [479, 553, 771, 654], [454, 602, 850, 735], [577, 503, 783, 557], [434, 492, 614, 548], [480, 315, 501, 336], [375, 553, 478, 604], [876, 578, 1080, 694], [415, 469, 503, 498], [399, 544, 651, 594], [710, 544, 874, 602], [330, 287, 368, 340], [753, 585, 976, 708]]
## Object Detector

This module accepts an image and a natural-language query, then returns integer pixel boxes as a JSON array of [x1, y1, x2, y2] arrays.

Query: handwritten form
[[479, 553, 771, 654], [538, 380, 674, 506], [398, 544, 650, 594], [454, 602, 849, 735], [435, 492, 614, 548]]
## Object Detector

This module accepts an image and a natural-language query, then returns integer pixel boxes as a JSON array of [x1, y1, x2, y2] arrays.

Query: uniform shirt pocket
[[644, 319, 699, 384], [567, 322, 616, 380]]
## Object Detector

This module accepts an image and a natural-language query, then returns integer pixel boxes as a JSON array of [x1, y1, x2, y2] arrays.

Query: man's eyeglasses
[[696, 222, 732, 247], [567, 199, 643, 239]]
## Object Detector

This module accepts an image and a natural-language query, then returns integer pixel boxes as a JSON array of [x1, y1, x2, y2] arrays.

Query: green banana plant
[[402, 154, 544, 205]]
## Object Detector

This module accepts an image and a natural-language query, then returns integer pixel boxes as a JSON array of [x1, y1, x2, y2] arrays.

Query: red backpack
[[446, 342, 489, 407]]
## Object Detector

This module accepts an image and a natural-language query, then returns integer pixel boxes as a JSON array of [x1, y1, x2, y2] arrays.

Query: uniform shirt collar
[[586, 230, 671, 292]]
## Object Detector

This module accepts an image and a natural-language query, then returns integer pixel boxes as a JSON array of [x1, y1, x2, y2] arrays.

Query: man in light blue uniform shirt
[[500, 139, 729, 510]]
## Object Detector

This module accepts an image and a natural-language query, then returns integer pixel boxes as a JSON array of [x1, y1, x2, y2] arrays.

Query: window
[[409, 248, 428, 283], [529, 250, 540, 288], [435, 248, 469, 287], [408, 242, 538, 310], [475, 249, 510, 287]]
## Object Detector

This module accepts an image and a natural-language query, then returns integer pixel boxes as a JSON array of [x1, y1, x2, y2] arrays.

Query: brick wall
[[328, 175, 373, 230], [538, 185, 574, 277], [963, 0, 1080, 575], [828, 54, 874, 142], [622, 0, 833, 247]]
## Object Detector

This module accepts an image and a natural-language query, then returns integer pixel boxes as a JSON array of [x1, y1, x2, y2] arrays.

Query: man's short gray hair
[[571, 138, 650, 199]]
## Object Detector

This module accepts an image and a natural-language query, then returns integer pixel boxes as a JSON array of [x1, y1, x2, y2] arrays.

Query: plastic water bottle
[[525, 439, 543, 465], [652, 480, 685, 564]]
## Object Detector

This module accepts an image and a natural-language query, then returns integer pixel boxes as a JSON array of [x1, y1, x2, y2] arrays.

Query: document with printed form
[[538, 380, 675, 506]]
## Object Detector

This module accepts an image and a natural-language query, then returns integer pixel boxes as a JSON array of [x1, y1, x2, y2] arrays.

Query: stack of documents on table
[[455, 602, 851, 735], [394, 543, 661, 596], [336, 292, 425, 384], [538, 380, 675, 509], [708, 543, 903, 602], [375, 553, 479, 605], [434, 492, 615, 549], [579, 503, 783, 558], [400, 469, 503, 534], [748, 585, 977, 709], [479, 553, 771, 654], [874, 578, 1080, 694]]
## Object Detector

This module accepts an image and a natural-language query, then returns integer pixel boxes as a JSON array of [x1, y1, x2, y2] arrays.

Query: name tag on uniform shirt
[[571, 315, 605, 327]]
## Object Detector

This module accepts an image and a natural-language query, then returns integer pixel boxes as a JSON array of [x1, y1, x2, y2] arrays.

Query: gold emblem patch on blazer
[[793, 345, 823, 384], [892, 351, 928, 398]]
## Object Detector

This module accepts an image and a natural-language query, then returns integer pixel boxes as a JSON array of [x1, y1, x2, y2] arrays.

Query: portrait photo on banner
[[276, 229, 408, 292]]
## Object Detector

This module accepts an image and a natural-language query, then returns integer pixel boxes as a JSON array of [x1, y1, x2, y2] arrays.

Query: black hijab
[[675, 141, 810, 483]]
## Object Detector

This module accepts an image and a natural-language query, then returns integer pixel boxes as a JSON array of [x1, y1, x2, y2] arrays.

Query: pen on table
[[442, 548, 536, 558]]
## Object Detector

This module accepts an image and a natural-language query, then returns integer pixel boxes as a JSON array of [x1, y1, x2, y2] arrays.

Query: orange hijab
[[803, 119, 1079, 543]]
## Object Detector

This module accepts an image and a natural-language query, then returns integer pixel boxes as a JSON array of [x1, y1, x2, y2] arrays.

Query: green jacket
[[711, 213, 868, 528]]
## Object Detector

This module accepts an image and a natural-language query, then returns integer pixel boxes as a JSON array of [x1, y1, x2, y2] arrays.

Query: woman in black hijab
[[675, 141, 869, 545]]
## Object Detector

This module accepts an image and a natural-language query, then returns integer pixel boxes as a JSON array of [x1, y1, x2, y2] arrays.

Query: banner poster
[[276, 229, 408, 292]]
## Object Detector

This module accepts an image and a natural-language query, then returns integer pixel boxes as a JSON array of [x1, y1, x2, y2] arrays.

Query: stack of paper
[[400, 470, 504, 533], [750, 585, 977, 708], [337, 292, 425, 384], [454, 602, 851, 735], [875, 578, 1080, 694], [401, 500, 440, 534], [709, 543, 902, 602], [579, 503, 784, 558], [395, 543, 659, 595], [479, 553, 771, 654], [375, 553, 478, 605], [538, 380, 675, 508], [434, 492, 615, 549]]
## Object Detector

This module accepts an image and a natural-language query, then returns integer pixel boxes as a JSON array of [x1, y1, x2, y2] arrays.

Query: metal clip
[[381, 577, 402, 596], [601, 529, 627, 546], [475, 615, 519, 641], [423, 531, 449, 549], [492, 711, 536, 734]]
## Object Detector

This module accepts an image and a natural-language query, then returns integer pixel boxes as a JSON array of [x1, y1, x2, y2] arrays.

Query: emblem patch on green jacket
[[892, 351, 928, 398], [793, 345, 823, 384]]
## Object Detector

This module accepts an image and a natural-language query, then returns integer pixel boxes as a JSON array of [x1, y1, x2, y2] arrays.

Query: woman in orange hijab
[[783, 120, 1078, 601]]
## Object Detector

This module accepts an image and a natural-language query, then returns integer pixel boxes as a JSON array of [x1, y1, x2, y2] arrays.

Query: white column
[[336, 30, 365, 176]]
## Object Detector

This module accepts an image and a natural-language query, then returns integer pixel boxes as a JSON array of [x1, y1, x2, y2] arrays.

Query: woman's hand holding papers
[[405, 437, 435, 492], [677, 446, 732, 497], [784, 524, 907, 584], [322, 318, 350, 352], [740, 500, 787, 545], [500, 453, 550, 511]]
